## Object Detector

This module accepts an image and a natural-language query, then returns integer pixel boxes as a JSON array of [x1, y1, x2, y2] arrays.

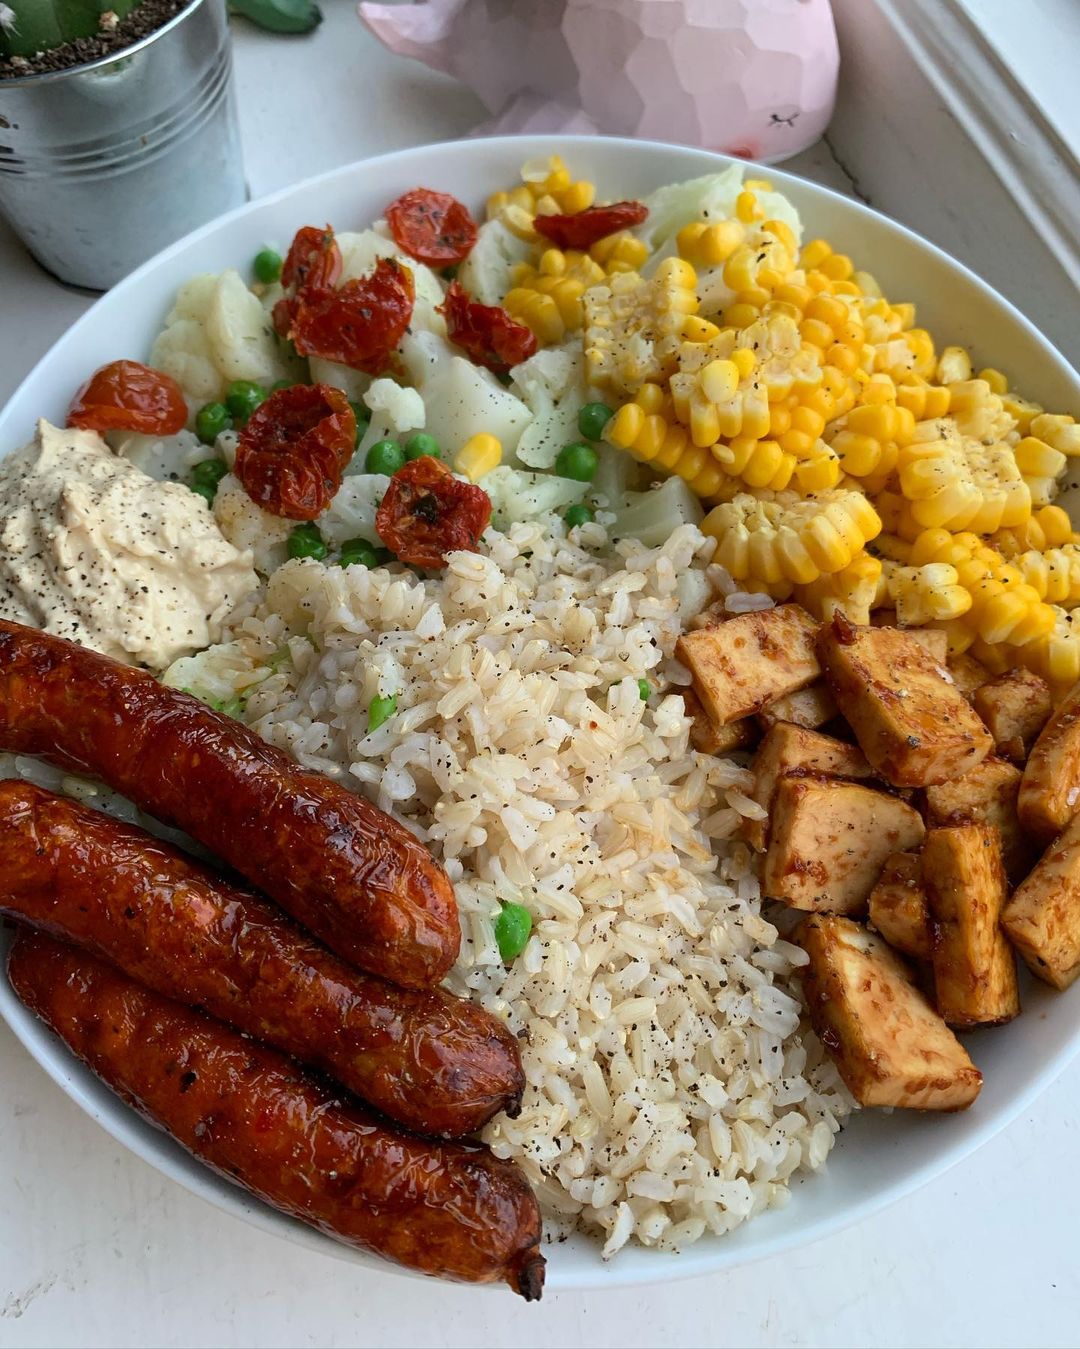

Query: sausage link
[[0, 781, 522, 1137], [7, 932, 545, 1298], [0, 620, 458, 989]]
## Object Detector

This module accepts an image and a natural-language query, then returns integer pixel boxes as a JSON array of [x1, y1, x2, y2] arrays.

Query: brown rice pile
[[197, 519, 853, 1254]]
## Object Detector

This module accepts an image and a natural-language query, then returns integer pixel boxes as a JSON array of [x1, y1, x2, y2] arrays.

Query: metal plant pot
[[0, 0, 245, 290]]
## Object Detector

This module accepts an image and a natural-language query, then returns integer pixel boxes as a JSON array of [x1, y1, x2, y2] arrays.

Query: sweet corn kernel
[[454, 433, 502, 482]]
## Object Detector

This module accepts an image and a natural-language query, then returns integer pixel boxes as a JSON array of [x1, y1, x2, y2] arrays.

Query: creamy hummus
[[0, 420, 258, 669]]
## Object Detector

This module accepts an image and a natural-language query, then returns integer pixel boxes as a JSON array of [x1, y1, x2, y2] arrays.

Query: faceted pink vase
[[359, 0, 839, 163]]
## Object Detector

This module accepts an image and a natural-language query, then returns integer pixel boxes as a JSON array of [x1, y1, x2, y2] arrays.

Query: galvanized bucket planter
[[0, 0, 245, 290]]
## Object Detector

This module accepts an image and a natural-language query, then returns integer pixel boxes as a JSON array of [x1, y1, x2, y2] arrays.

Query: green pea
[[287, 522, 327, 561], [404, 432, 441, 461], [226, 379, 268, 425], [365, 438, 405, 475], [215, 694, 247, 719], [253, 247, 283, 284], [191, 458, 228, 491], [368, 692, 398, 732], [577, 401, 613, 442], [271, 379, 293, 392], [494, 902, 532, 963], [441, 264, 459, 282], [339, 538, 380, 569], [637, 678, 651, 701], [189, 482, 216, 506], [564, 503, 595, 529], [195, 401, 231, 445], [555, 441, 598, 482]]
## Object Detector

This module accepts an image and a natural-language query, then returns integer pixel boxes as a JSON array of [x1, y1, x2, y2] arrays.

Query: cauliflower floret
[[363, 379, 425, 436], [213, 472, 292, 576], [457, 218, 532, 306], [510, 342, 586, 470]]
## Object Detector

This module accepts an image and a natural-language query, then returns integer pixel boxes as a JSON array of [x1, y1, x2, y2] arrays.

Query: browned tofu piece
[[675, 604, 820, 726], [797, 915, 982, 1110], [1002, 813, 1080, 989], [680, 689, 756, 756], [947, 652, 993, 701], [817, 616, 993, 787], [973, 667, 1053, 762], [1018, 680, 1080, 843], [745, 723, 872, 852], [923, 824, 1019, 1028], [756, 681, 838, 732], [867, 852, 932, 961], [924, 756, 1032, 883], [906, 628, 949, 665], [763, 776, 925, 913]]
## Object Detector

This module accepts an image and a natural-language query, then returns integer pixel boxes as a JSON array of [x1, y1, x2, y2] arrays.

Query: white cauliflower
[[510, 342, 586, 469]]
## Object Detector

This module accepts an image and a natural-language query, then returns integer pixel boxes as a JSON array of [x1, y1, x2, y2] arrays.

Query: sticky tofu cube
[[923, 824, 1019, 1028], [680, 689, 756, 756], [924, 756, 1032, 883], [868, 852, 933, 961], [1018, 680, 1080, 843], [817, 617, 993, 787], [756, 681, 838, 732], [675, 604, 820, 726], [973, 667, 1053, 762], [763, 776, 925, 913], [1002, 813, 1080, 989], [797, 915, 983, 1111], [947, 652, 993, 701], [745, 723, 872, 852]]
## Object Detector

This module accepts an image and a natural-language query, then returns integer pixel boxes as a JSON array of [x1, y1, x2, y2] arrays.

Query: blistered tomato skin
[[287, 258, 415, 375], [281, 224, 342, 292], [533, 201, 648, 251], [376, 456, 492, 569], [386, 188, 478, 267], [438, 282, 537, 374], [67, 360, 188, 437], [235, 383, 356, 520]]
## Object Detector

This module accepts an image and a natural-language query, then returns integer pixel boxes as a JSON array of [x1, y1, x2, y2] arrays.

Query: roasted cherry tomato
[[385, 188, 478, 267], [272, 225, 343, 338], [533, 201, 648, 251], [438, 281, 537, 375], [376, 456, 492, 569], [286, 258, 415, 375], [281, 225, 342, 293], [234, 383, 356, 520], [67, 360, 188, 437]]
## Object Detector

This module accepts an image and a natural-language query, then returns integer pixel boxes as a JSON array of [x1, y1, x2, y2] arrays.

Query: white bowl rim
[[2, 132, 1079, 1294]]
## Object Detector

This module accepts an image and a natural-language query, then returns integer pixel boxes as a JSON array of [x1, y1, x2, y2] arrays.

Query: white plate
[[2, 135, 1079, 1293]]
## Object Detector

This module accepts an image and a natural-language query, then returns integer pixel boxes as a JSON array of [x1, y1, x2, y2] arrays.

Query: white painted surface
[[1, 5, 1079, 1346]]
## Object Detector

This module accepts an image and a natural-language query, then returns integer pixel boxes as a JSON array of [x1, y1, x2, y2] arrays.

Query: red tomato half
[[376, 456, 492, 569], [386, 188, 478, 267], [533, 201, 648, 251], [67, 360, 188, 437], [235, 383, 356, 521], [438, 282, 537, 375], [286, 258, 415, 375]]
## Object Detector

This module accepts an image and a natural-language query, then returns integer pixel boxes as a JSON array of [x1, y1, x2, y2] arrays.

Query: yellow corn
[[454, 433, 502, 482], [701, 489, 882, 586], [881, 560, 973, 625], [583, 261, 699, 397], [1017, 606, 1080, 693], [1012, 545, 1080, 607], [1032, 412, 1080, 457], [897, 417, 1031, 532], [795, 553, 882, 624], [1013, 434, 1067, 506], [604, 403, 730, 500]]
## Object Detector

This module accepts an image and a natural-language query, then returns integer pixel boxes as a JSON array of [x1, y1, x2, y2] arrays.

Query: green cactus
[[0, 1, 140, 58]]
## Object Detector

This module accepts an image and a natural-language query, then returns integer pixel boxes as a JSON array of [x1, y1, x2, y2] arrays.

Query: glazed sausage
[[0, 620, 458, 989], [7, 932, 545, 1298], [0, 781, 522, 1137]]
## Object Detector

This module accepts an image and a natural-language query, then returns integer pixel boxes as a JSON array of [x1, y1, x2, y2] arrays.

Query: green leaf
[[1, 1, 137, 59], [228, 0, 322, 35]]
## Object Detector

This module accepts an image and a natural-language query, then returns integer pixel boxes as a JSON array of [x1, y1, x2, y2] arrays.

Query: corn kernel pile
[[487, 156, 1080, 695]]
